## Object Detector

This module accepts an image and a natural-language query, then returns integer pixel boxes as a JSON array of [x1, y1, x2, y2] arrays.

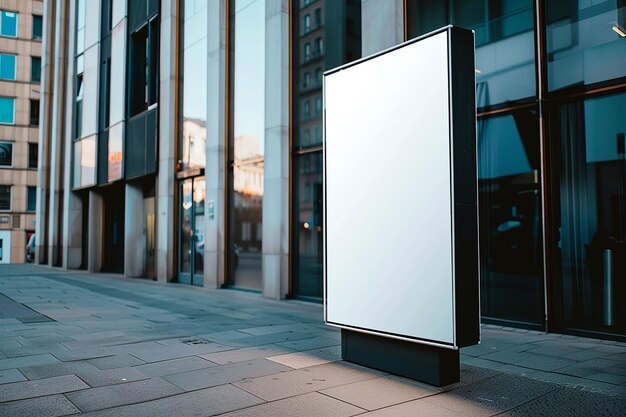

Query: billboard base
[[341, 329, 460, 387]]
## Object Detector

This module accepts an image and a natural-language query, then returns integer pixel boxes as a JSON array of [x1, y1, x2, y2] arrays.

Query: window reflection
[[553, 92, 626, 332], [546, 0, 626, 92], [292, 0, 361, 298], [73, 136, 96, 188], [229, 0, 265, 290], [180, 0, 207, 170], [478, 110, 544, 324], [407, 0, 536, 108]]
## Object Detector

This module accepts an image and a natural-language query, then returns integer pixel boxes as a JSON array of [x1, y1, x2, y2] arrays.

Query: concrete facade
[[0, 0, 43, 264]]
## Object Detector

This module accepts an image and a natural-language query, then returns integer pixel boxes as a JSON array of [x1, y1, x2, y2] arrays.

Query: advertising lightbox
[[324, 26, 479, 350]]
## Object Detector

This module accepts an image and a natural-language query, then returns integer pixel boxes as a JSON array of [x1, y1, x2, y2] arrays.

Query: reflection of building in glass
[[181, 118, 207, 169], [36, 0, 626, 341]]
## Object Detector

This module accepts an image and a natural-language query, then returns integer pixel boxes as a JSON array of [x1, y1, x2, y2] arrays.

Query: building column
[[262, 0, 290, 299], [156, 0, 177, 283], [35, 0, 58, 265], [87, 190, 103, 272], [46, 0, 71, 266], [361, 0, 404, 56], [125, 183, 145, 277], [204, 0, 228, 289]]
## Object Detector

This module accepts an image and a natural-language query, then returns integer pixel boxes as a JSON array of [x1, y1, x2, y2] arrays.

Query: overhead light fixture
[[475, 68, 482, 74], [611, 22, 626, 37]]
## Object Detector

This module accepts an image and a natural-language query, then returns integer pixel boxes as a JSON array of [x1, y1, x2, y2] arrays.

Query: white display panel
[[324, 30, 457, 346]]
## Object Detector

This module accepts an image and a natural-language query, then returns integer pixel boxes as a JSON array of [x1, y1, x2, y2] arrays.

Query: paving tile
[[586, 372, 626, 385], [321, 374, 441, 411], [0, 368, 26, 384], [267, 346, 341, 369], [134, 356, 216, 377], [221, 392, 364, 417], [113, 340, 233, 363], [65, 377, 184, 412], [51, 347, 115, 362], [360, 398, 465, 417], [76, 367, 150, 387], [480, 350, 577, 371], [0, 353, 60, 370], [19, 360, 100, 380], [0, 394, 80, 417], [78, 383, 264, 417], [164, 358, 292, 391], [500, 386, 626, 416], [557, 359, 626, 378], [88, 354, 145, 370], [200, 344, 295, 365], [0, 374, 89, 402], [426, 373, 558, 416], [276, 336, 340, 351], [233, 361, 384, 401]]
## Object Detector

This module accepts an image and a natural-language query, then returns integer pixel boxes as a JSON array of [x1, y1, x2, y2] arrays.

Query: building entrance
[[102, 186, 125, 273], [178, 177, 204, 286]]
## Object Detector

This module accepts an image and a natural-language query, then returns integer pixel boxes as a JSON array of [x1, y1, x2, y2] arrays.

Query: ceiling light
[[611, 23, 626, 37]]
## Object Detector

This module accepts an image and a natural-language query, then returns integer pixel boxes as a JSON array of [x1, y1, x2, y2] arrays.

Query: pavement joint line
[[491, 385, 563, 417]]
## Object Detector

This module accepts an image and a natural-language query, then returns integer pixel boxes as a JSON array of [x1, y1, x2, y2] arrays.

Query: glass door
[[178, 177, 205, 286]]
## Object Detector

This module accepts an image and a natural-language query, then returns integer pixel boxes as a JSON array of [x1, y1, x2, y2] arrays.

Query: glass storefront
[[228, 0, 265, 290], [291, 0, 361, 298], [407, 0, 537, 109], [478, 109, 544, 325], [179, 177, 205, 286], [550, 91, 626, 334]]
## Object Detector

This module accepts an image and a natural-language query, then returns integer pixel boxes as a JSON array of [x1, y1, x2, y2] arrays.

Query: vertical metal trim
[[288, 0, 294, 296], [446, 28, 457, 349], [224, 0, 231, 287], [403, 0, 408, 41], [173, 0, 181, 282], [534, 0, 550, 331]]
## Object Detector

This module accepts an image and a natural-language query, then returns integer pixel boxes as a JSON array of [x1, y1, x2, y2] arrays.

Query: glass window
[[30, 99, 40, 126], [0, 97, 15, 124], [478, 109, 544, 324], [0, 185, 10, 210], [31, 57, 41, 83], [28, 143, 37, 168], [0, 54, 16, 80], [32, 15, 43, 40], [551, 91, 626, 335], [27, 187, 36, 212], [546, 0, 626, 92], [0, 11, 18, 37], [73, 136, 96, 188], [292, 0, 361, 298], [0, 141, 12, 166], [407, 0, 536, 109], [180, 0, 207, 171], [108, 122, 123, 181], [228, 0, 266, 290], [293, 153, 324, 297]]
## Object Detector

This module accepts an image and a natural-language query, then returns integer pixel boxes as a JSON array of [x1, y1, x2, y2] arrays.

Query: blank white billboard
[[324, 27, 479, 349]]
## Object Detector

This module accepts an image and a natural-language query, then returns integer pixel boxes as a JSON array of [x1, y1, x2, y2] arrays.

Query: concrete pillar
[[35, 0, 58, 264], [204, 0, 228, 289], [125, 183, 145, 277], [262, 0, 290, 299], [156, 0, 177, 283], [361, 0, 404, 56], [87, 190, 103, 272], [63, 193, 83, 269], [46, 0, 71, 266]]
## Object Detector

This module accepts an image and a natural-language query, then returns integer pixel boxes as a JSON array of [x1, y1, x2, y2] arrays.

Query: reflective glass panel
[[0, 54, 15, 80], [407, 0, 536, 108], [0, 11, 17, 37], [180, 0, 207, 170], [229, 0, 265, 290], [180, 180, 192, 275], [0, 97, 15, 124], [478, 109, 544, 324], [552, 92, 626, 335], [291, 0, 361, 299], [194, 178, 205, 276], [108, 122, 123, 181], [546, 0, 626, 92], [73, 136, 96, 188], [293, 153, 324, 298]]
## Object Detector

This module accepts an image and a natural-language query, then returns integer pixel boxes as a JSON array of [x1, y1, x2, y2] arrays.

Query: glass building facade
[[38, 0, 626, 342]]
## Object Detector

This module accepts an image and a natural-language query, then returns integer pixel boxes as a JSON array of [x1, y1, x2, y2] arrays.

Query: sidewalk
[[0, 264, 625, 416]]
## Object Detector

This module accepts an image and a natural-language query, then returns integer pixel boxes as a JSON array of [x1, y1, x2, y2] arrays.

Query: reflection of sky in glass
[[183, 0, 207, 121], [234, 0, 265, 155]]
